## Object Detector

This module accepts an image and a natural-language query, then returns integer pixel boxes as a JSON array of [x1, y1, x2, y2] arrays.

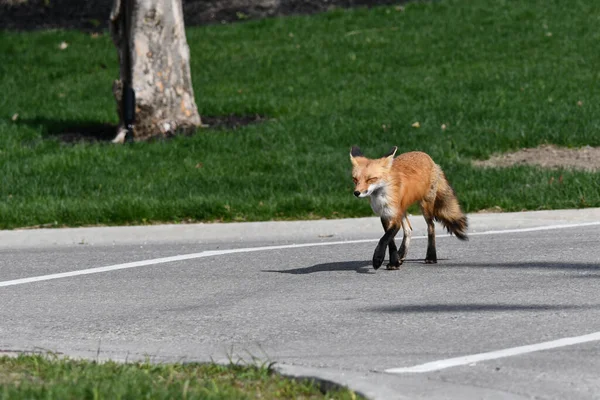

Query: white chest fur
[[369, 188, 395, 219]]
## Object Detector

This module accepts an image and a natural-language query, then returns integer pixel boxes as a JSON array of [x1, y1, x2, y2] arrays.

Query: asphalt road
[[1, 208, 600, 399]]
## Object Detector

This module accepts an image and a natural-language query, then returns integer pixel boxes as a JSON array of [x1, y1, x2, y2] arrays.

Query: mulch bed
[[1, 0, 408, 31]]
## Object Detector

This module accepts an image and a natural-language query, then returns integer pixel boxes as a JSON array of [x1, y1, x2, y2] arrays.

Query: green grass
[[0, 355, 360, 399], [1, 0, 600, 228]]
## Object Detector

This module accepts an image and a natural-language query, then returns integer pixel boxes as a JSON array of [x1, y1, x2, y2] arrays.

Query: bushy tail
[[433, 171, 468, 240]]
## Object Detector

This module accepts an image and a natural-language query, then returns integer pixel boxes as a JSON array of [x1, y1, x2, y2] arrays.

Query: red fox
[[350, 146, 468, 270]]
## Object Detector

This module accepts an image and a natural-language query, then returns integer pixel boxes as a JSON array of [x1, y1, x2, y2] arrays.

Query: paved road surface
[[1, 208, 600, 399]]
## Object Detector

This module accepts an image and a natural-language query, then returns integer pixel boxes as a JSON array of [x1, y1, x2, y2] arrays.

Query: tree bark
[[110, 0, 201, 142]]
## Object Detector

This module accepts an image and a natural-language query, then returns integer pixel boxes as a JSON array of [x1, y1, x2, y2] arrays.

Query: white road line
[[386, 331, 600, 373], [1, 221, 599, 288], [0, 239, 377, 288], [468, 221, 600, 236]]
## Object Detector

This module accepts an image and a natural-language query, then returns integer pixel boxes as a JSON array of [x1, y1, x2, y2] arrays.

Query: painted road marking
[[468, 221, 600, 236], [386, 331, 600, 373], [0, 239, 377, 288], [1, 221, 599, 288]]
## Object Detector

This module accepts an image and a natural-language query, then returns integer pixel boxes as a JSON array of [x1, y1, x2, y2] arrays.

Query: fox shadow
[[263, 260, 373, 275], [264, 260, 599, 276], [262, 258, 431, 275]]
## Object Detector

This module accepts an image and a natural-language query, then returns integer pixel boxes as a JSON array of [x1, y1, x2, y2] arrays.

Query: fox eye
[[352, 177, 358, 184], [367, 177, 378, 184]]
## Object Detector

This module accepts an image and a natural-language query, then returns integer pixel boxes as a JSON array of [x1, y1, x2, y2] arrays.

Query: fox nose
[[353, 191, 361, 197]]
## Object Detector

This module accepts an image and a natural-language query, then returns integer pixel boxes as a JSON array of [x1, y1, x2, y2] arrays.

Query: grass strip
[[1, 0, 599, 228], [0, 355, 361, 399]]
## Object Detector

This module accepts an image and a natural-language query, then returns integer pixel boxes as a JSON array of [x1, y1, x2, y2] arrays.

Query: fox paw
[[373, 258, 384, 270], [372, 248, 386, 270], [386, 263, 401, 270], [373, 245, 386, 269], [424, 259, 438, 264]]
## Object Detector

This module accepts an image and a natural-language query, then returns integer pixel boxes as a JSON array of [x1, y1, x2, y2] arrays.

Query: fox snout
[[353, 181, 371, 198], [353, 187, 371, 198]]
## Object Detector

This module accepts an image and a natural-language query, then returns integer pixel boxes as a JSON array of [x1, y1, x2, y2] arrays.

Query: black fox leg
[[397, 216, 412, 263], [374, 220, 400, 270], [387, 240, 400, 270], [380, 218, 400, 270], [424, 217, 437, 264]]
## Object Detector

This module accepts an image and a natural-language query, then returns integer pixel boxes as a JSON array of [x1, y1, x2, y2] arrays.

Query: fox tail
[[433, 169, 468, 240]]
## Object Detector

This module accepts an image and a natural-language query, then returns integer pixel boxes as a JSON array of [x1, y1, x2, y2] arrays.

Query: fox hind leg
[[420, 201, 437, 264], [424, 217, 437, 263], [397, 215, 412, 263]]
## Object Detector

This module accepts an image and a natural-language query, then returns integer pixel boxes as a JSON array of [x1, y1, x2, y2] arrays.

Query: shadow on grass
[[18, 117, 117, 143], [263, 260, 374, 274], [367, 303, 598, 313], [17, 114, 267, 144]]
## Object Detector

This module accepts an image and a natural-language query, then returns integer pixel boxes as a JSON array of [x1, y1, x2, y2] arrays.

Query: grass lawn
[[0, 355, 360, 399], [1, 0, 599, 228]]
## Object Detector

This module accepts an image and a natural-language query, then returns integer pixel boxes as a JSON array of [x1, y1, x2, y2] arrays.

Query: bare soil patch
[[473, 145, 600, 172]]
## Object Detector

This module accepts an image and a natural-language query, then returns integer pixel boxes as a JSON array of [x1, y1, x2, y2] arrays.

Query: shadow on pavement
[[263, 261, 600, 276], [367, 303, 599, 313], [437, 261, 600, 272], [263, 260, 373, 274], [263, 258, 448, 275]]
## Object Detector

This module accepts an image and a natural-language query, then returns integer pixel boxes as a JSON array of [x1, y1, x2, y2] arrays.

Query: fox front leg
[[380, 218, 400, 270], [373, 222, 400, 270]]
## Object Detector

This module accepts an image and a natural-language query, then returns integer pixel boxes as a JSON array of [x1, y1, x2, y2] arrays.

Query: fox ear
[[383, 146, 397, 158], [383, 146, 397, 167], [350, 146, 364, 166], [350, 146, 363, 158]]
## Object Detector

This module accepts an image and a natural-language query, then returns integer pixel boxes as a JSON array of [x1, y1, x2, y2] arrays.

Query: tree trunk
[[110, 0, 201, 142]]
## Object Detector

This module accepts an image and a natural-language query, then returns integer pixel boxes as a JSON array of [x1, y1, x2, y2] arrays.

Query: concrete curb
[[1, 208, 599, 249], [275, 364, 408, 400]]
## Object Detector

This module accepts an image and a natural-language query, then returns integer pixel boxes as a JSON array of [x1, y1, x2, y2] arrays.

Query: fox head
[[349, 146, 397, 198]]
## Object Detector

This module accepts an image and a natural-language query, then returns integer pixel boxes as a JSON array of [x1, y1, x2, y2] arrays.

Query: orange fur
[[350, 146, 467, 267]]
